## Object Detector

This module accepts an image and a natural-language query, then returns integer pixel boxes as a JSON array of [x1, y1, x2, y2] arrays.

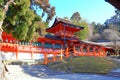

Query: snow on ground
[[106, 68, 120, 77], [45, 74, 120, 80], [112, 68, 120, 72], [6, 65, 65, 80], [6, 65, 120, 80]]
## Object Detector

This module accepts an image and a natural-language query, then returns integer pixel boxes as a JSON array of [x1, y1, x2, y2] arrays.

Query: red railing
[[0, 42, 107, 64]]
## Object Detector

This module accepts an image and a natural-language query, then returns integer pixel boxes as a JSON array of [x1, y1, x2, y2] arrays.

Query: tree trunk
[[0, 21, 3, 41], [0, 0, 15, 79]]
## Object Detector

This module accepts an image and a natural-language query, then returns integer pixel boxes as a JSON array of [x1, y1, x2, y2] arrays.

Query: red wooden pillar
[[98, 47, 101, 56], [87, 45, 90, 56], [93, 46, 96, 56], [100, 49, 104, 57], [60, 49, 63, 60], [66, 47, 69, 58], [103, 48, 106, 57], [80, 48, 83, 56], [79, 46, 81, 56], [53, 53, 56, 62], [80, 45, 83, 56], [42, 41, 44, 52], [16, 50, 18, 60], [30, 46, 33, 59], [16, 45, 19, 60], [0, 43, 1, 59], [52, 43, 56, 62], [31, 51, 33, 59], [0, 43, 1, 51], [73, 45, 76, 56], [99, 47, 106, 57], [44, 53, 48, 64]]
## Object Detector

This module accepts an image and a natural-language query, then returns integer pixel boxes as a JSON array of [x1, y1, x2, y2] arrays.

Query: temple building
[[0, 17, 108, 64]]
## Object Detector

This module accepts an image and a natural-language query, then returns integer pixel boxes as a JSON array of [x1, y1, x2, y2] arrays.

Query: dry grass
[[48, 56, 120, 74]]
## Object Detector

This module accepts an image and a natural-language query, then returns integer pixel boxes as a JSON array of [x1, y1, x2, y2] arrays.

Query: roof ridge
[[56, 17, 71, 24]]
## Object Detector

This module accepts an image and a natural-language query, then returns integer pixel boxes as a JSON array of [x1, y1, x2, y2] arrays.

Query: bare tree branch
[[3, 0, 15, 13]]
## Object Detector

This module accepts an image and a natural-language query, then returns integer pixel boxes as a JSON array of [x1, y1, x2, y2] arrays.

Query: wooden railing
[[0, 42, 107, 64]]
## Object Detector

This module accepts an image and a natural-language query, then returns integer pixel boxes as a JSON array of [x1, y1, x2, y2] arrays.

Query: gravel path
[[6, 65, 120, 80], [6, 65, 65, 80], [6, 65, 42, 80]]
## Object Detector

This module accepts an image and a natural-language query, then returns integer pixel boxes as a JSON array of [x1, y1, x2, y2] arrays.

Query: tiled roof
[[55, 17, 84, 29], [46, 17, 84, 31]]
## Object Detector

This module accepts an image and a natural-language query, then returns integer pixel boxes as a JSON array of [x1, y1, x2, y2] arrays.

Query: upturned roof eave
[[46, 17, 84, 33]]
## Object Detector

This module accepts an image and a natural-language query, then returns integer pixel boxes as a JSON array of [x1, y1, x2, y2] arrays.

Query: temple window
[[19, 41, 24, 45], [90, 48, 93, 52], [32, 42, 42, 46], [24, 42, 28, 45], [44, 42, 53, 48], [32, 42, 36, 46], [19, 42, 21, 45], [83, 47, 87, 53], [54, 43, 61, 49], [38, 42, 42, 46], [75, 46, 80, 51]]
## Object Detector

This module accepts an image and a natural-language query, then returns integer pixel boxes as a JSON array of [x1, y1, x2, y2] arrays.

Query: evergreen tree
[[0, 0, 55, 41], [73, 20, 89, 40], [70, 12, 89, 40], [70, 12, 81, 21]]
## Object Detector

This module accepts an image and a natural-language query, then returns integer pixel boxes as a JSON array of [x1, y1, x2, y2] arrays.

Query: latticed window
[[75, 46, 80, 51], [32, 42, 37, 46], [90, 48, 93, 52], [54, 44, 62, 48], [20, 41, 25, 45], [38, 42, 42, 46], [32, 42, 42, 46], [44, 42, 53, 48], [96, 49, 98, 52], [83, 48, 87, 53]]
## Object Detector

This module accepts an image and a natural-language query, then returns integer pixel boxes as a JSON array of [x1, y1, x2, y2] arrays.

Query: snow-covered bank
[[106, 68, 120, 78], [6, 65, 65, 80], [45, 74, 120, 80], [6, 65, 120, 80]]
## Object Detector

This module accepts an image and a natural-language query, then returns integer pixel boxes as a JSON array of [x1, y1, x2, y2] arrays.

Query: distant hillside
[[90, 10, 120, 42], [105, 15, 120, 26], [104, 10, 120, 32]]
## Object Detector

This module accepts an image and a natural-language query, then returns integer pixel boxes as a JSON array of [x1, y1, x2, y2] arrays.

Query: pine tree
[[70, 12, 89, 40], [0, 0, 55, 41]]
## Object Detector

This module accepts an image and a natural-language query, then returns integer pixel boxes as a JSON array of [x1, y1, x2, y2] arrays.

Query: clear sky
[[49, 0, 116, 25]]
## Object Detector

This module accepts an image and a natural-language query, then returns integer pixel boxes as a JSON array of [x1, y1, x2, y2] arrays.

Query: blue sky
[[49, 0, 116, 25]]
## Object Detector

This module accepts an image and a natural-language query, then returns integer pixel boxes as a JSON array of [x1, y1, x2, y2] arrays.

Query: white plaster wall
[[0, 51, 58, 60], [33, 53, 44, 59], [1, 51, 16, 60], [18, 52, 31, 60]]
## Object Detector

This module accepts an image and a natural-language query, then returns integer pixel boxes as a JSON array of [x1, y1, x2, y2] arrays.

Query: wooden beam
[[60, 49, 63, 60], [65, 47, 69, 58]]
